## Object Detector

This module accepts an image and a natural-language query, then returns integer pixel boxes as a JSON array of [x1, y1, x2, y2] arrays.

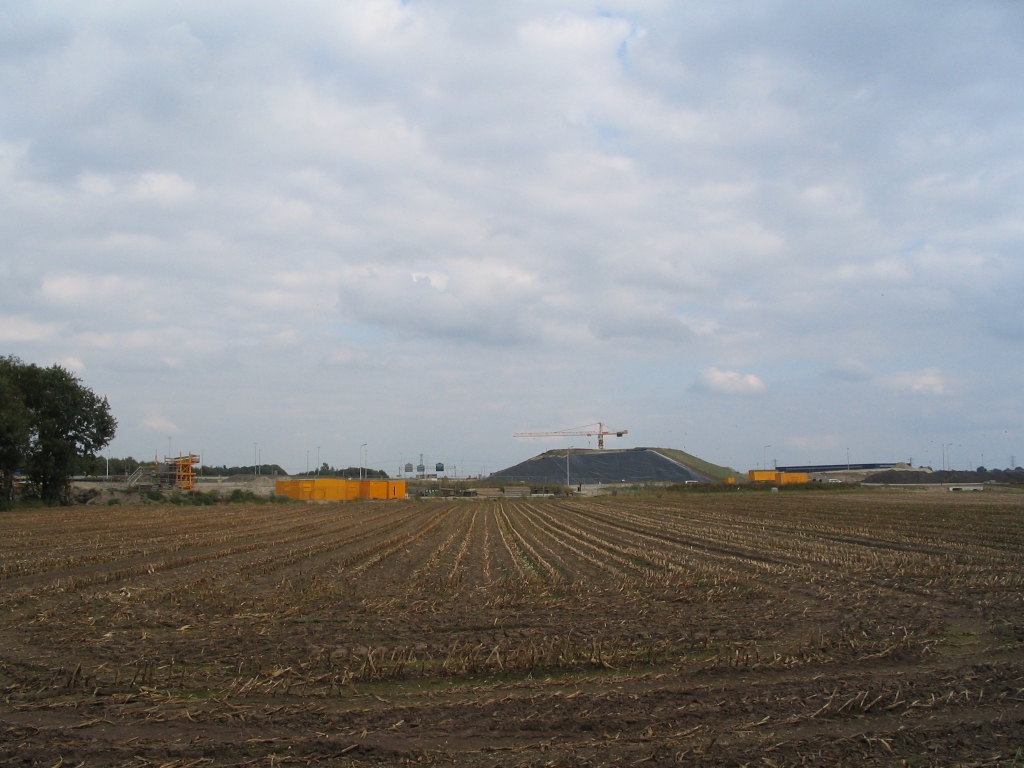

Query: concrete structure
[[126, 454, 200, 491]]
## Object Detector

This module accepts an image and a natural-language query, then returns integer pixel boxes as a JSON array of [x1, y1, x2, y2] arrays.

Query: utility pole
[[847, 447, 850, 470], [360, 444, 367, 480], [306, 451, 309, 474], [763, 445, 771, 472], [567, 447, 572, 489], [316, 446, 320, 476], [253, 443, 257, 474]]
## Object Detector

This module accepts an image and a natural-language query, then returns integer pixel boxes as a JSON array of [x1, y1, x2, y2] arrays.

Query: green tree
[[0, 363, 32, 502], [1, 357, 117, 503]]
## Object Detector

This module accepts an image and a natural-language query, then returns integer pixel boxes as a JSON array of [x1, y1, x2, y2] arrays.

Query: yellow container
[[276, 478, 404, 501], [778, 472, 809, 485], [358, 480, 387, 500], [748, 470, 778, 482]]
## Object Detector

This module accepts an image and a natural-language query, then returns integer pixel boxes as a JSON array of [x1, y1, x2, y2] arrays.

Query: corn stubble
[[1, 491, 1023, 766]]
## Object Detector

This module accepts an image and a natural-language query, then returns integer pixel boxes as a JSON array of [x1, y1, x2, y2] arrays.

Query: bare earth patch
[[1, 491, 1022, 766]]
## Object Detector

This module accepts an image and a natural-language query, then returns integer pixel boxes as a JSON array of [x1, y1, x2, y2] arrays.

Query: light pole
[[253, 443, 257, 474], [360, 444, 367, 480], [763, 445, 771, 471], [946, 443, 953, 471], [306, 451, 309, 475], [316, 446, 320, 476], [567, 447, 572, 490], [168, 436, 172, 458]]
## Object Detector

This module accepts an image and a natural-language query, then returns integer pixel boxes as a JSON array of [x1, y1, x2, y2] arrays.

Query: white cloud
[[338, 261, 541, 345], [142, 415, 180, 434], [41, 275, 147, 306], [0, 316, 62, 343], [131, 172, 196, 203], [886, 368, 947, 396], [59, 356, 85, 371], [695, 367, 767, 396]]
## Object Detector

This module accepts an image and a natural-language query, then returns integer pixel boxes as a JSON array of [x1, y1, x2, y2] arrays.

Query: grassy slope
[[648, 448, 745, 482]]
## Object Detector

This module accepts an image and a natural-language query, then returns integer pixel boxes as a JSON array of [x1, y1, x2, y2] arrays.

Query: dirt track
[[1, 491, 1022, 766]]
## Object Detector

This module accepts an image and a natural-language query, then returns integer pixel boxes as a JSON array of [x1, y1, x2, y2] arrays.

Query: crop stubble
[[0, 491, 1022, 766]]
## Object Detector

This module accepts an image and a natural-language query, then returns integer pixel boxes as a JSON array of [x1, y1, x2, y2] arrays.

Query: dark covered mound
[[864, 469, 1024, 484], [491, 448, 711, 484]]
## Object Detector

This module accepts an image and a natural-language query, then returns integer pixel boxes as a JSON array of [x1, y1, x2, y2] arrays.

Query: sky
[[1, 1, 1023, 476]]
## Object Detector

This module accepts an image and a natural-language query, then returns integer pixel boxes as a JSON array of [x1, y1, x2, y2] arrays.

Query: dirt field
[[1, 491, 1022, 766]]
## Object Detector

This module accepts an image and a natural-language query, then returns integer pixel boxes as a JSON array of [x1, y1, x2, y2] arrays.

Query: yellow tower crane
[[513, 422, 628, 450]]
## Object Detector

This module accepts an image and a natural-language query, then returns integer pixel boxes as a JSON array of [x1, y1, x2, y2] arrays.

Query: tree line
[[0, 356, 116, 504], [296, 463, 390, 479]]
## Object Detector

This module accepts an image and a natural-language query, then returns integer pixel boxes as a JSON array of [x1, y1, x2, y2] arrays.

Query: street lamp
[[316, 446, 320, 476], [360, 444, 367, 480], [763, 445, 771, 471]]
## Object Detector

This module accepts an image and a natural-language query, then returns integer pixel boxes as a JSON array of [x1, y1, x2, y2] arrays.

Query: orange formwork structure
[[275, 478, 406, 501], [166, 454, 200, 491]]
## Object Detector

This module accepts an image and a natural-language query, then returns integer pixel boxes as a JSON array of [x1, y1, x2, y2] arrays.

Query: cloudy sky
[[2, 1, 1022, 475]]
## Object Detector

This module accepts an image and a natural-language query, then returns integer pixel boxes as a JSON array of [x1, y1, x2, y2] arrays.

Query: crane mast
[[513, 422, 628, 449]]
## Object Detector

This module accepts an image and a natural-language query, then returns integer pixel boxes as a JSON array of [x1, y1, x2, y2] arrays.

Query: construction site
[[69, 419, 932, 504]]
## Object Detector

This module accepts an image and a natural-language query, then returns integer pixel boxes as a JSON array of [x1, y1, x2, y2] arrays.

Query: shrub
[[192, 490, 220, 505], [229, 488, 266, 504]]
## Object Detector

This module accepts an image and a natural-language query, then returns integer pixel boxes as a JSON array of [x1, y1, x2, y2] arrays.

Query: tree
[[0, 357, 117, 503], [0, 364, 31, 502]]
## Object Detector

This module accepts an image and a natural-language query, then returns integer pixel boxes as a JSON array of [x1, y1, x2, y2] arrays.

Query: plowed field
[[1, 492, 1022, 766]]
